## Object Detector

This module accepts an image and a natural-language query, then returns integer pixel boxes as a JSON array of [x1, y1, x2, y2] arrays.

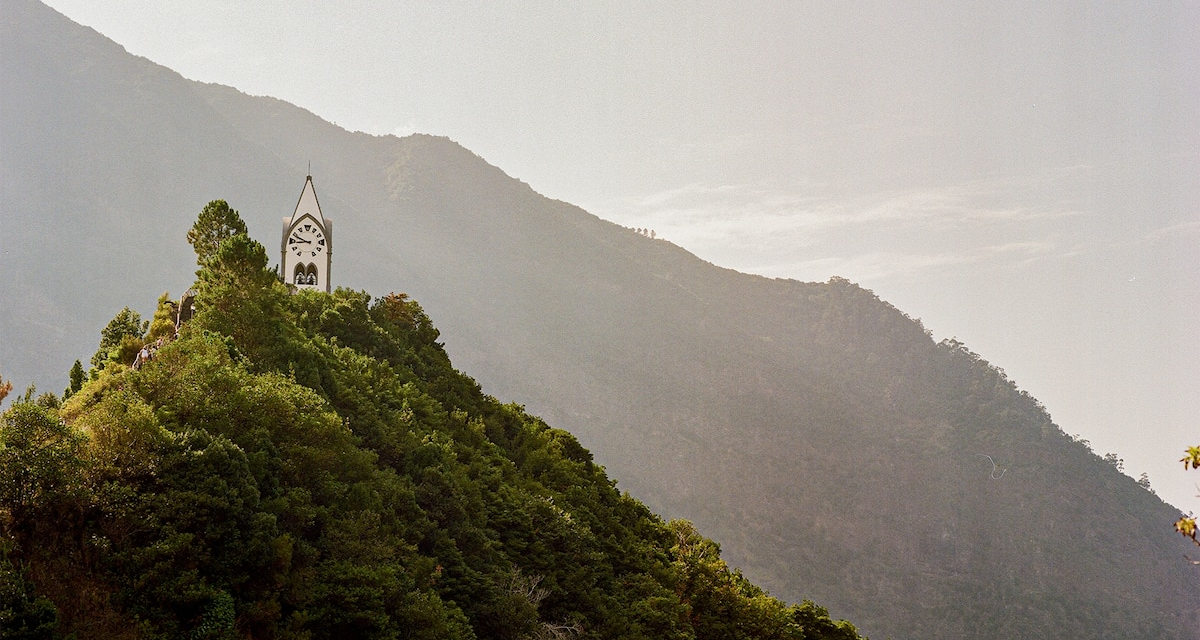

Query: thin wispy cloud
[[392, 120, 419, 138], [746, 241, 1059, 282], [1140, 220, 1200, 243], [592, 172, 1088, 284]]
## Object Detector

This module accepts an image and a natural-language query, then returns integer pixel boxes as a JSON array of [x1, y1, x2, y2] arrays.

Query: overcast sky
[[41, 1, 1200, 513]]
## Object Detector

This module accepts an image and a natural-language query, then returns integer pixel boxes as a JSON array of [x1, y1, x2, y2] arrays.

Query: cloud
[[588, 172, 1090, 283], [1141, 220, 1200, 242], [611, 175, 1082, 234], [392, 120, 419, 138], [746, 241, 1059, 282]]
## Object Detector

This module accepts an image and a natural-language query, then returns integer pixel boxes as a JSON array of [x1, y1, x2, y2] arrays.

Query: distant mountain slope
[[3, 2, 1198, 638]]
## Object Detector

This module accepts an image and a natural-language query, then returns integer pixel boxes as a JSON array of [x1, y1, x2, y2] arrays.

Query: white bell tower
[[281, 175, 333, 292]]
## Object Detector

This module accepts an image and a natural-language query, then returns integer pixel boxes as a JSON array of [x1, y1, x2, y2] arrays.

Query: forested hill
[[0, 215, 865, 639], [4, 1, 1200, 638]]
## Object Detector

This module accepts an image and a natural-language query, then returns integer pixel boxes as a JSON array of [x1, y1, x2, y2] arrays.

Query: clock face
[[288, 222, 326, 258]]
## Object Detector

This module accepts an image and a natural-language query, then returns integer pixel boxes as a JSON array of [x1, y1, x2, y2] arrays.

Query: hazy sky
[[40, 1, 1200, 513]]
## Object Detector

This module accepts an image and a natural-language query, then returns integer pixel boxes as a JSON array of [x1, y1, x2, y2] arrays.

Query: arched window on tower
[[293, 263, 306, 285], [306, 264, 319, 286]]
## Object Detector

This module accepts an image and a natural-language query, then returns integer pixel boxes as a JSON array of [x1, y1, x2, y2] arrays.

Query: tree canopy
[[90, 307, 147, 370], [0, 209, 866, 639], [187, 199, 249, 266]]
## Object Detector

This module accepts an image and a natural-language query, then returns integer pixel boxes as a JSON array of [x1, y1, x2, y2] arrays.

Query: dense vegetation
[[5, 3, 1199, 637], [0, 208, 864, 639]]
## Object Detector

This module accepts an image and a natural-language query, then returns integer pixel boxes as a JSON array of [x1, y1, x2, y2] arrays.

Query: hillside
[[3, 1, 1199, 638], [0, 216, 866, 639]]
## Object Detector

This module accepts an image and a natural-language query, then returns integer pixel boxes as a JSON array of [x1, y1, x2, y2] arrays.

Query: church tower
[[281, 175, 332, 292]]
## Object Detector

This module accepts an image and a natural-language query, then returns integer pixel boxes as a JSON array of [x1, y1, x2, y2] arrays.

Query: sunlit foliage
[[0, 212, 865, 639]]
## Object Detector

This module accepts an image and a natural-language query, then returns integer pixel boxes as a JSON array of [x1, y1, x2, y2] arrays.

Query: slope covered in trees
[[0, 210, 864, 640], [3, 2, 1199, 638]]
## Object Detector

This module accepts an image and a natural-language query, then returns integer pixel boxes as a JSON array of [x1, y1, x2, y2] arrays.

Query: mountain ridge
[[3, 2, 1198, 638]]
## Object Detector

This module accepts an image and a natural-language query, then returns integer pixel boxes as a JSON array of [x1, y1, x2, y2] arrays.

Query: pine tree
[[187, 200, 249, 266], [63, 361, 85, 399]]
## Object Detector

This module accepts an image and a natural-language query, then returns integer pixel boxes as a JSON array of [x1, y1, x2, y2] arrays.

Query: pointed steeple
[[288, 175, 325, 227]]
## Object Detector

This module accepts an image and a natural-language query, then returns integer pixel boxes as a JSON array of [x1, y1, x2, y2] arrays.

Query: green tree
[[1175, 446, 1200, 548], [63, 360, 85, 399], [790, 601, 863, 640], [191, 234, 294, 371], [105, 429, 275, 639], [91, 307, 147, 370], [32, 392, 60, 410], [0, 553, 60, 640], [0, 403, 86, 548], [1137, 472, 1153, 492], [146, 292, 178, 343], [187, 200, 249, 266]]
